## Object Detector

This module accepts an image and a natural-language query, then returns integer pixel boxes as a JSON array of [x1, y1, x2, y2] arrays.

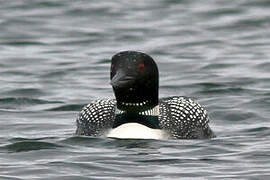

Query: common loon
[[76, 51, 215, 139]]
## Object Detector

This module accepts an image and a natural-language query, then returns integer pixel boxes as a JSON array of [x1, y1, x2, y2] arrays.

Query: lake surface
[[1, 0, 270, 179]]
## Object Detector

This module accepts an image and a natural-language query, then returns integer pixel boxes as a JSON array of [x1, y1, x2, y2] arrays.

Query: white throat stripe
[[115, 105, 159, 116]]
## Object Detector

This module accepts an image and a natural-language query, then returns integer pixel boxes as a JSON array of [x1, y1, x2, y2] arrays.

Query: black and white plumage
[[76, 51, 215, 139]]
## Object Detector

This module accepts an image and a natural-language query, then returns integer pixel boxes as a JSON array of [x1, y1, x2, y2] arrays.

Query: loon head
[[110, 51, 159, 112]]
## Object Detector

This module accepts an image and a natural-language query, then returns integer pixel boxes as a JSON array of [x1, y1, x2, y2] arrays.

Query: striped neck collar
[[115, 105, 160, 116]]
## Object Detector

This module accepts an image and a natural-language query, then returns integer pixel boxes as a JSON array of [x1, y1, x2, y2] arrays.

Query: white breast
[[106, 123, 169, 140]]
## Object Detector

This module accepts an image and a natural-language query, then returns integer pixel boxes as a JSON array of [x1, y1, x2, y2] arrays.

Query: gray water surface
[[1, 0, 270, 179]]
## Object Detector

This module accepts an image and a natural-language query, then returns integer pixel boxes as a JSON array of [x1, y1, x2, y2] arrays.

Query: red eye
[[111, 65, 115, 71], [138, 64, 145, 71]]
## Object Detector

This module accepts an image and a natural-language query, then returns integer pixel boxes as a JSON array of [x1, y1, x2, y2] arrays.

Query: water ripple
[[3, 141, 62, 153]]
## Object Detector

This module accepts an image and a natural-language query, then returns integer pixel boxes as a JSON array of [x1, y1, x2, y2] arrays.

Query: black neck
[[113, 113, 160, 129]]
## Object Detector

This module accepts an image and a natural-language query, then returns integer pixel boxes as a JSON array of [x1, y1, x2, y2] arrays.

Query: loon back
[[76, 96, 215, 139]]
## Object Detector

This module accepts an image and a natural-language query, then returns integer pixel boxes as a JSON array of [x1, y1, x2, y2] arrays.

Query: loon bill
[[76, 51, 215, 139]]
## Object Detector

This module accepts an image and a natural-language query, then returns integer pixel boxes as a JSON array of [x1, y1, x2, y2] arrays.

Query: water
[[1, 0, 270, 179]]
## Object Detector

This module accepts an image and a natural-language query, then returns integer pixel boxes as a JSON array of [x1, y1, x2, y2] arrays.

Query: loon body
[[76, 51, 215, 139]]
